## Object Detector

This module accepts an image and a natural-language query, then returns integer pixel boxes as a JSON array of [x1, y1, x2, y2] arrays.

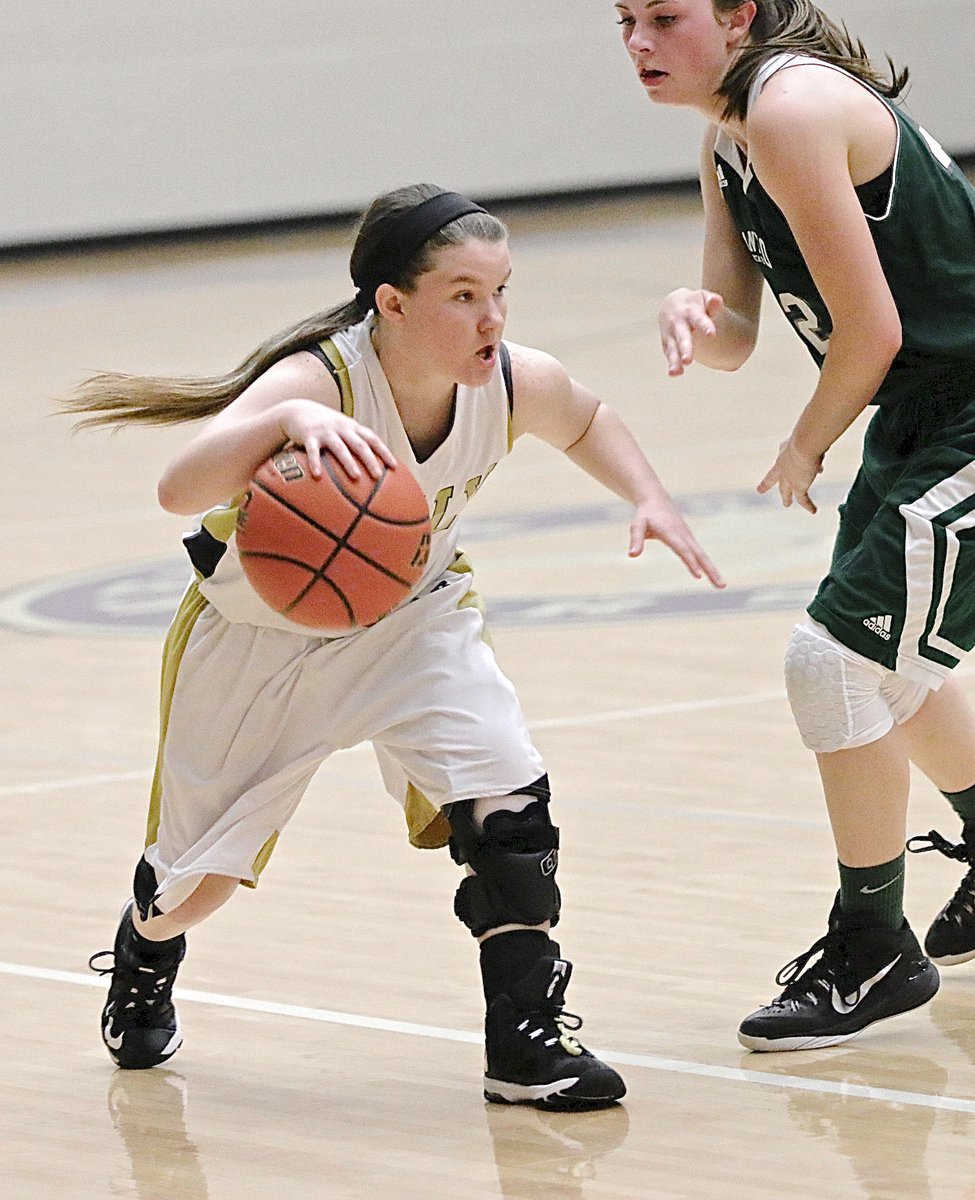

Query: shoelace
[[516, 1008, 585, 1056], [773, 932, 855, 1006], [908, 830, 975, 918], [907, 829, 974, 864], [88, 950, 177, 1012]]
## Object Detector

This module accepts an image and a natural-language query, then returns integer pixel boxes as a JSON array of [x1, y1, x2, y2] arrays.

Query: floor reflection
[[484, 1102, 630, 1199], [928, 987, 975, 1069], [107, 1069, 209, 1199], [776, 1053, 952, 1200]]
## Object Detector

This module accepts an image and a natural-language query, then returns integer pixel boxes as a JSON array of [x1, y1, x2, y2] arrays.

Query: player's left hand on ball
[[629, 501, 725, 589], [757, 437, 823, 514]]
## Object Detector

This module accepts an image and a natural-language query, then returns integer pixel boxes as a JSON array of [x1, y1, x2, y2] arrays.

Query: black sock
[[941, 782, 975, 828], [478, 930, 556, 1007], [125, 911, 184, 963]]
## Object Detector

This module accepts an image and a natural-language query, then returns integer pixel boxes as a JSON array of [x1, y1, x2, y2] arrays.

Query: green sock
[[838, 853, 905, 931], [941, 782, 975, 826]]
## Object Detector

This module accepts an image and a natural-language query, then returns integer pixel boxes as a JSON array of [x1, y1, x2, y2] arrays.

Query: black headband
[[352, 191, 488, 313]]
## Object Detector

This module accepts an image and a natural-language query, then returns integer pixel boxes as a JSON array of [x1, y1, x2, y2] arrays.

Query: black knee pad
[[448, 779, 561, 938]]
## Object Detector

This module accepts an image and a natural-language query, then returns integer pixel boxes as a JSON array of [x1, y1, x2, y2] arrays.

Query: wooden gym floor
[[3, 190, 975, 1199]]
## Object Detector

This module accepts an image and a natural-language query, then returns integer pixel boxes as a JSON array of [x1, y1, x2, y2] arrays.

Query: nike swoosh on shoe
[[830, 955, 902, 1015]]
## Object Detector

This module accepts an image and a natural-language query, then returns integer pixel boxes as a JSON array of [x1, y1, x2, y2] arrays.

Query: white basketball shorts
[[143, 567, 545, 912]]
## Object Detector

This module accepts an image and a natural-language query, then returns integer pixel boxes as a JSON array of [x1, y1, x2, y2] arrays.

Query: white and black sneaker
[[908, 826, 975, 965], [738, 903, 939, 1052], [483, 956, 625, 1110], [89, 902, 185, 1069]]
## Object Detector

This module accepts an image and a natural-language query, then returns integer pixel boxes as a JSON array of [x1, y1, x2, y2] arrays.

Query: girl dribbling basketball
[[66, 183, 723, 1110]]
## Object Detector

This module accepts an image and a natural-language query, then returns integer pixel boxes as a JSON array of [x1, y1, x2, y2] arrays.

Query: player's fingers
[[650, 521, 713, 583], [323, 432, 362, 479], [627, 518, 647, 557], [349, 436, 386, 479], [360, 428, 397, 469], [672, 536, 721, 584], [660, 333, 685, 376], [693, 547, 726, 589], [678, 549, 703, 579], [330, 421, 388, 479], [691, 307, 717, 339], [301, 436, 323, 478], [756, 467, 777, 494]]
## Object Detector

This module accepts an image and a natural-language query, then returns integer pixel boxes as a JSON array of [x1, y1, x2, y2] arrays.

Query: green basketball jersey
[[713, 53, 975, 407]]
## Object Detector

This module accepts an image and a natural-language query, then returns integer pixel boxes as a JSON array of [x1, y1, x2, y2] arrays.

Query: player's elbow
[[880, 317, 903, 365], [157, 472, 197, 515], [702, 310, 759, 371], [710, 348, 753, 372], [843, 304, 901, 368], [856, 314, 902, 379], [699, 330, 757, 372]]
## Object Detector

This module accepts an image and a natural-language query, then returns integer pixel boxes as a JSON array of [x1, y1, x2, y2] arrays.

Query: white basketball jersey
[[196, 316, 512, 634]]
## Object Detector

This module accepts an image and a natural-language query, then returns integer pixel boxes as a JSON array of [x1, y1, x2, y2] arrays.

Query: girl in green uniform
[[615, 0, 975, 1049]]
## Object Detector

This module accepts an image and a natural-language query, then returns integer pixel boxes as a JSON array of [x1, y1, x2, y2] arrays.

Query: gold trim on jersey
[[316, 337, 355, 416], [404, 783, 451, 849], [145, 580, 209, 849], [145, 578, 275, 890], [402, 550, 492, 851], [452, 549, 493, 648], [200, 503, 241, 544], [250, 830, 281, 880]]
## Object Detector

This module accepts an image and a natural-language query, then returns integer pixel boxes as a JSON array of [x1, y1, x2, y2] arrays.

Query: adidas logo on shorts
[[863, 614, 893, 640]]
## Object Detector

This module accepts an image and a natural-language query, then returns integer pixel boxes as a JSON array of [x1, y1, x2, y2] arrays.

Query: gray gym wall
[[4, 2, 973, 247]]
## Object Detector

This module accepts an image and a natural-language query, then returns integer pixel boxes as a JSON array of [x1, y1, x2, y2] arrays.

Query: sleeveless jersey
[[713, 54, 975, 408], [191, 316, 512, 634]]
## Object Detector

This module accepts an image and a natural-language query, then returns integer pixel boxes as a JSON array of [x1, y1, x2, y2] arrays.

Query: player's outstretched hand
[[629, 499, 725, 588], [757, 436, 823, 514], [279, 399, 397, 481], [658, 288, 725, 377]]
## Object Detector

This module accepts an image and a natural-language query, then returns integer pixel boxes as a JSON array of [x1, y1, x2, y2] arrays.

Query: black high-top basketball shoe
[[738, 899, 939, 1052], [908, 826, 975, 965], [90, 902, 185, 1069], [483, 955, 626, 1110]]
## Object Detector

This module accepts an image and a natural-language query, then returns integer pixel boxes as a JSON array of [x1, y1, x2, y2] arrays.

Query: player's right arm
[[658, 127, 764, 376], [508, 344, 724, 587], [157, 352, 394, 515]]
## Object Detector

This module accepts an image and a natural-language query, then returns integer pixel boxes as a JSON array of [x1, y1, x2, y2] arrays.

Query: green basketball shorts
[[808, 376, 975, 687]]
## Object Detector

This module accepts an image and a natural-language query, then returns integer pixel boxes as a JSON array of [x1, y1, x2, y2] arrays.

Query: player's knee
[[783, 619, 894, 753], [447, 776, 561, 938]]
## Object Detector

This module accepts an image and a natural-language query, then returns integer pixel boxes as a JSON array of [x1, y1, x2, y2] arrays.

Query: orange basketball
[[236, 447, 431, 632]]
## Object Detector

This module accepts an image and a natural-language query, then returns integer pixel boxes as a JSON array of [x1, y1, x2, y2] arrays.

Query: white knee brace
[[784, 619, 931, 753], [879, 672, 930, 727]]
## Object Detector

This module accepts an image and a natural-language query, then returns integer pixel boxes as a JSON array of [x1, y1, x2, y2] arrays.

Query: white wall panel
[[3, 2, 972, 245]]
